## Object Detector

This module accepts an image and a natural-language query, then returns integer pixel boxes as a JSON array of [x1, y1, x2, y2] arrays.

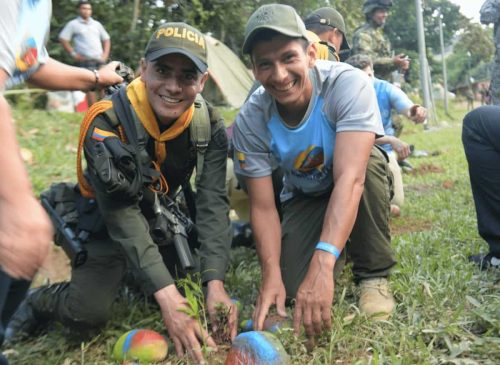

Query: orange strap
[[77, 100, 113, 198]]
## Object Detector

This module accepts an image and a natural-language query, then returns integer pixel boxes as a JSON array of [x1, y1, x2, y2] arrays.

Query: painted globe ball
[[113, 329, 168, 362]]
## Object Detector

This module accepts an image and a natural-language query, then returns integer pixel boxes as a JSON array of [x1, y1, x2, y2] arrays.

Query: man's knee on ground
[[63, 299, 113, 330]]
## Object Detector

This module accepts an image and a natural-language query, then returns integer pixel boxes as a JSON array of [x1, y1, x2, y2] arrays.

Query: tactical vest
[[78, 86, 212, 199], [111, 87, 211, 186]]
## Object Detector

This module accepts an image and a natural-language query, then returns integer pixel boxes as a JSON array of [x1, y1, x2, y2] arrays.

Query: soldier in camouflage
[[352, 0, 409, 82], [481, 0, 500, 105]]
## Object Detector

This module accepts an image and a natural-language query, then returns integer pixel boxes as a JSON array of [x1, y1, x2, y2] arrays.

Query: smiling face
[[251, 34, 316, 118], [140, 53, 208, 126]]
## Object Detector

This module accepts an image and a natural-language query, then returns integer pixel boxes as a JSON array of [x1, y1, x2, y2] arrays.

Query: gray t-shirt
[[0, 0, 51, 90], [59, 16, 110, 60], [233, 60, 383, 201]]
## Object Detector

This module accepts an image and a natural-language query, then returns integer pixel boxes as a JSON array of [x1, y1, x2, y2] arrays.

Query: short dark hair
[[78, 1, 91, 8], [345, 54, 373, 70], [249, 29, 308, 60]]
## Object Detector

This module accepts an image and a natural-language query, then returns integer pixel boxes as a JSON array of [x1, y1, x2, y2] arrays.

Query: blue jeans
[[462, 106, 500, 256]]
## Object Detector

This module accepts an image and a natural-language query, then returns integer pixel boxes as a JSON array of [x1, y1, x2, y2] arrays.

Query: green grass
[[4, 100, 499, 364]]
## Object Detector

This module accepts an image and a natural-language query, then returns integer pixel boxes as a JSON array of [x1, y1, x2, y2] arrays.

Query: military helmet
[[363, 0, 393, 15]]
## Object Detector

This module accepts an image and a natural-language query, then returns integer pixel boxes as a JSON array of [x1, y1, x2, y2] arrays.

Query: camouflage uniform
[[481, 0, 500, 105], [352, 21, 395, 81]]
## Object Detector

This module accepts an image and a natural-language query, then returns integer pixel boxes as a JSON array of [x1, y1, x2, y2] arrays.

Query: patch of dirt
[[390, 217, 433, 235], [409, 163, 445, 176], [405, 183, 435, 194], [441, 179, 455, 189], [32, 246, 71, 287]]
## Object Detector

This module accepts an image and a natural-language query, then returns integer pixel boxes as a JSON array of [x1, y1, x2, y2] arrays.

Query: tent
[[202, 34, 254, 108]]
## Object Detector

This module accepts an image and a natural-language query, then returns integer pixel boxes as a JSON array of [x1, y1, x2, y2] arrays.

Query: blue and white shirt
[[0, 0, 52, 90], [233, 60, 383, 201], [373, 77, 413, 153]]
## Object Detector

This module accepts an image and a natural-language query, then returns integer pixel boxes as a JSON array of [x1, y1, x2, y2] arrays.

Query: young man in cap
[[233, 4, 396, 343], [7, 22, 235, 364], [303, 7, 351, 61], [352, 0, 409, 81]]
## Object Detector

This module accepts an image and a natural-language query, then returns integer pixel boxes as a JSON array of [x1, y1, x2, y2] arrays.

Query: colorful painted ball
[[239, 315, 291, 334], [113, 329, 168, 362], [225, 331, 290, 365]]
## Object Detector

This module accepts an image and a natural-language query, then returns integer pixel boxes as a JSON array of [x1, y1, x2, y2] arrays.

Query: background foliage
[[48, 0, 495, 92]]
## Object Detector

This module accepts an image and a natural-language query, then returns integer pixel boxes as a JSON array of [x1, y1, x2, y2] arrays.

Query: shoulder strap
[[112, 88, 158, 186], [77, 100, 113, 198], [190, 94, 211, 186]]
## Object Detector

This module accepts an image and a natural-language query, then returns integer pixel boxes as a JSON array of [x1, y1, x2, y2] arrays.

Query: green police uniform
[[5, 91, 231, 332], [6, 21, 233, 339]]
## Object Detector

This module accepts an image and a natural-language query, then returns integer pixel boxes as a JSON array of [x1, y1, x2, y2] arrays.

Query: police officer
[[352, 0, 409, 82], [7, 22, 235, 365], [303, 7, 351, 62], [480, 0, 500, 105]]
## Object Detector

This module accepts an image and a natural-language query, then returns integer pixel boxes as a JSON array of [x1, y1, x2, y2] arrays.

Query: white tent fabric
[[203, 34, 254, 108]]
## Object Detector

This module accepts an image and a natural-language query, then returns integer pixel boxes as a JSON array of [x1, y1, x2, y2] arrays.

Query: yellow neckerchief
[[126, 78, 194, 165]]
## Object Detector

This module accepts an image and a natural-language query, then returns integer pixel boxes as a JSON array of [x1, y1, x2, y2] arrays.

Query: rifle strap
[[191, 94, 211, 187]]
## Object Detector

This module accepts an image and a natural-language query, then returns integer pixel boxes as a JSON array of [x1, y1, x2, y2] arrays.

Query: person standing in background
[[59, 1, 111, 105], [352, 0, 409, 82]]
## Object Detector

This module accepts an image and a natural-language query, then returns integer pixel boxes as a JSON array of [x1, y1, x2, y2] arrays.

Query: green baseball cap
[[145, 22, 208, 73], [242, 4, 309, 54], [303, 7, 350, 50]]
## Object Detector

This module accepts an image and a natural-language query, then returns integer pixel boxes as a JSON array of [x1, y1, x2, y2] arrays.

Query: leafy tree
[[385, 0, 467, 54], [447, 23, 494, 88]]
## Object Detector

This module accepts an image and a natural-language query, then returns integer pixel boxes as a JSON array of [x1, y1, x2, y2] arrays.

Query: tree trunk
[[130, 0, 141, 32]]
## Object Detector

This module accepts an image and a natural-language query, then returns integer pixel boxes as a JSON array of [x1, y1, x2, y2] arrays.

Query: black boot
[[4, 282, 69, 342]]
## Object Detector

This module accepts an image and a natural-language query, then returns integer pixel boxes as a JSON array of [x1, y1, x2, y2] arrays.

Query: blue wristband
[[315, 242, 341, 259]]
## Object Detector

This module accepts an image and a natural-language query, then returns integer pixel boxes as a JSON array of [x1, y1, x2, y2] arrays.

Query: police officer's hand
[[293, 251, 335, 344], [96, 61, 124, 89], [0, 195, 52, 279], [206, 279, 238, 341], [252, 268, 287, 331], [393, 54, 410, 71], [155, 284, 217, 364]]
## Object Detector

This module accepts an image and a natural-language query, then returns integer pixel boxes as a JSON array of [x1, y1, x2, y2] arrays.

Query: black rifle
[[150, 193, 196, 271], [41, 197, 88, 268], [104, 62, 136, 96]]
